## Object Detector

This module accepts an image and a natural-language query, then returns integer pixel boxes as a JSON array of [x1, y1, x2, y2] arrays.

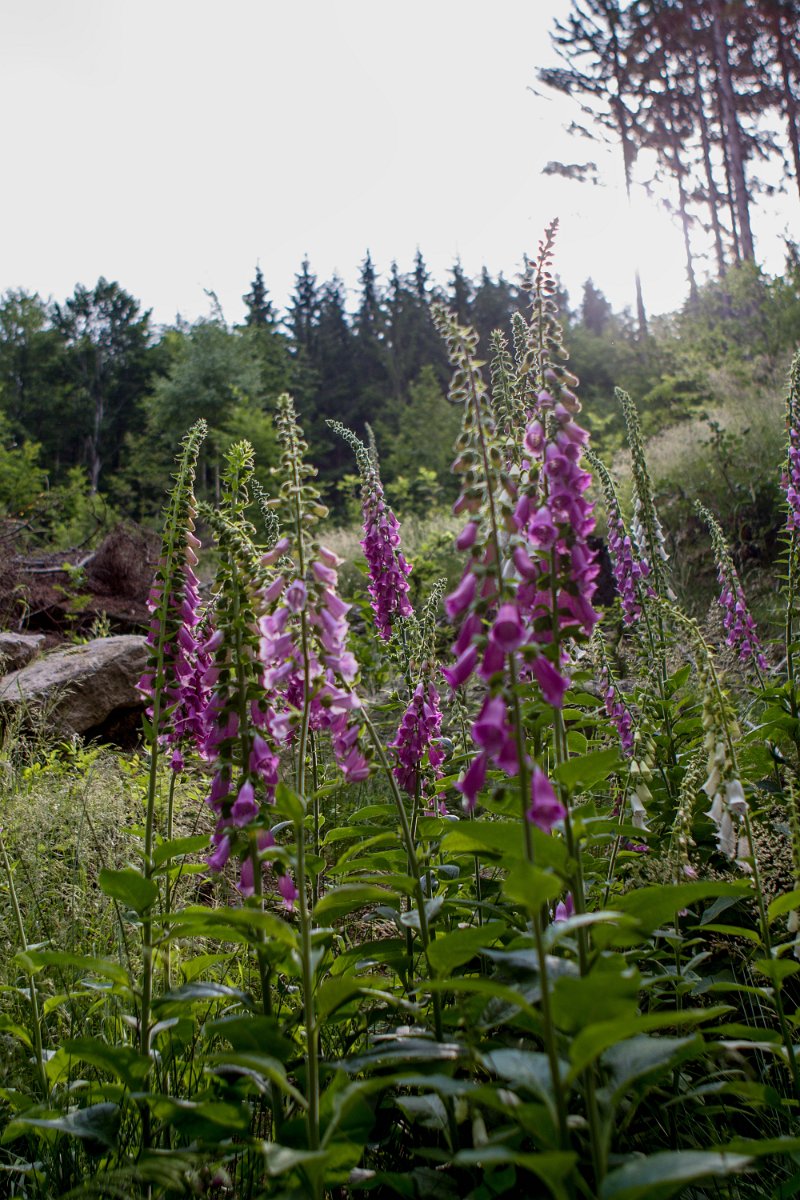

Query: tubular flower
[[696, 501, 767, 673], [390, 680, 446, 810], [360, 469, 413, 640], [784, 408, 800, 533]]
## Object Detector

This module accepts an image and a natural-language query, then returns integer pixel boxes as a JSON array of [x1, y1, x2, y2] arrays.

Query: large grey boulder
[[0, 632, 45, 673], [0, 635, 148, 736]]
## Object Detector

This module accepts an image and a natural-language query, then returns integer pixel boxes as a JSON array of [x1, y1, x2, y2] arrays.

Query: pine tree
[[242, 264, 276, 327]]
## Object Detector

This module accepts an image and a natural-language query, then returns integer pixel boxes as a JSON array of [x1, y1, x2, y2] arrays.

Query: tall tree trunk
[[719, 125, 742, 262], [774, 2, 800, 206], [602, 0, 648, 337], [671, 128, 699, 302], [710, 0, 755, 260], [693, 64, 727, 274]]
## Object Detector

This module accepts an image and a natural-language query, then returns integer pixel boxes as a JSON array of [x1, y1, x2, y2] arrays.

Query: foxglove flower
[[697, 501, 767, 674], [390, 680, 445, 809], [528, 766, 566, 833]]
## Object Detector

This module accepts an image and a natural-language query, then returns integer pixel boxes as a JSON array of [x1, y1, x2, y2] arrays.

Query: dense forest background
[[3, 0, 800, 553]]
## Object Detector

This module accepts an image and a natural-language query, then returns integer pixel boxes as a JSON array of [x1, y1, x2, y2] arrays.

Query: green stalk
[[362, 709, 444, 1042], [163, 770, 177, 991], [0, 831, 48, 1102]]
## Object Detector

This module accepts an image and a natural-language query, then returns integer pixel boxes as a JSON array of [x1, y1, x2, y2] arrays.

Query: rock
[[0, 631, 45, 672], [0, 635, 148, 737]]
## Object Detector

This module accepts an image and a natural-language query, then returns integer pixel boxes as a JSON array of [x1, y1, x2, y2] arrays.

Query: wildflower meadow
[[4, 225, 800, 1200]]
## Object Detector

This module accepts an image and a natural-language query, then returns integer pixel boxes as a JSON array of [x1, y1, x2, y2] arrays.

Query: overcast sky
[[0, 1, 794, 328]]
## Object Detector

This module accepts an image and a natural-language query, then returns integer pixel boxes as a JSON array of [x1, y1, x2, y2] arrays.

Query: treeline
[[542, 0, 800, 325], [0, 256, 634, 528], [2, 246, 800, 544]]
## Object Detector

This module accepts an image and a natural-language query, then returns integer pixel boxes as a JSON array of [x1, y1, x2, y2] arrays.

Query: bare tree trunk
[[694, 65, 727, 274], [711, 0, 755, 260], [774, 2, 800, 206], [602, 0, 648, 337]]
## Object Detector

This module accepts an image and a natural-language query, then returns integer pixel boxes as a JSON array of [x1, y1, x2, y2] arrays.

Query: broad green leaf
[[205, 1051, 306, 1106], [442, 820, 567, 870], [599, 1150, 752, 1199], [153, 834, 209, 868], [502, 863, 562, 911], [568, 1006, 732, 1080], [315, 884, 397, 924], [602, 1034, 705, 1103], [553, 959, 640, 1033], [147, 1095, 251, 1138], [753, 958, 800, 985], [12, 949, 129, 986], [452, 1147, 577, 1200], [62, 1038, 150, 1089], [768, 888, 800, 924], [441, 820, 524, 859], [204, 1014, 293, 1061], [162, 905, 297, 947], [554, 747, 621, 790], [482, 1048, 568, 1108], [16, 1103, 120, 1155], [316, 977, 388, 1022], [613, 882, 751, 933], [427, 921, 506, 975], [98, 867, 158, 914], [0, 1015, 32, 1048], [274, 781, 306, 821]]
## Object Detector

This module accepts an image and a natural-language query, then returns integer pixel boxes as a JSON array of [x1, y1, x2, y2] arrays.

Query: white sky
[[0, 1, 795, 328]]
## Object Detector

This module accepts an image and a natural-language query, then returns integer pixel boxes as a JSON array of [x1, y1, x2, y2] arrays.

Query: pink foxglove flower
[[361, 478, 413, 639], [391, 681, 445, 808], [527, 766, 566, 833]]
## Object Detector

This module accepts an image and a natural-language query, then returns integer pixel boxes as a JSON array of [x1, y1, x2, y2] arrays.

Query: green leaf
[[553, 959, 640, 1033], [753, 958, 800, 985], [274, 781, 306, 821], [11, 951, 129, 987], [452, 1148, 577, 1200], [427, 921, 506, 975], [16, 1103, 120, 1155], [502, 863, 562, 911], [613, 882, 751, 934], [568, 1007, 731, 1080], [205, 1051, 306, 1107], [554, 747, 621, 790], [441, 820, 525, 859], [442, 820, 567, 870], [162, 905, 297, 948], [768, 888, 800, 924], [599, 1150, 752, 1200], [0, 1015, 32, 1048], [314, 884, 396, 925], [153, 834, 209, 868], [482, 1048, 568, 1108], [603, 1034, 705, 1103], [62, 1038, 150, 1089], [98, 867, 158, 914]]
